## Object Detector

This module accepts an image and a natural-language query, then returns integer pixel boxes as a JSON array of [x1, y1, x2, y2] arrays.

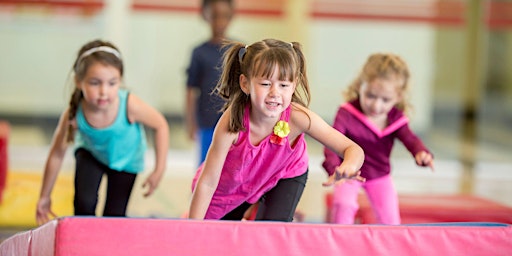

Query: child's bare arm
[[290, 104, 365, 185], [189, 111, 237, 219]]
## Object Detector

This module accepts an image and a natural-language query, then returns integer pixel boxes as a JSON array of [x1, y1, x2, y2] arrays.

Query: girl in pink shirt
[[323, 53, 434, 224], [189, 39, 365, 221]]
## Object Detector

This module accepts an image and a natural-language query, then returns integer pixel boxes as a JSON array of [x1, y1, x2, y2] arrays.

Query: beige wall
[[0, 0, 436, 131]]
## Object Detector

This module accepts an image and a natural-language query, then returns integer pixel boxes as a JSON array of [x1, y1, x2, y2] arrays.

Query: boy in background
[[185, 0, 234, 165]]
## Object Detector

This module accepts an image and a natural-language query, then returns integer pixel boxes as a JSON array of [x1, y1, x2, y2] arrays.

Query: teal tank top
[[74, 89, 147, 173]]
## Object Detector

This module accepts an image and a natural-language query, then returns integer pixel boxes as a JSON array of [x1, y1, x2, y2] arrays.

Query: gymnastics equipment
[[1, 217, 511, 255], [325, 192, 512, 224]]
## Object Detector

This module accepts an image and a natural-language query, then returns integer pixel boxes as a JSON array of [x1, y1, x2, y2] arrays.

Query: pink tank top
[[193, 104, 308, 219]]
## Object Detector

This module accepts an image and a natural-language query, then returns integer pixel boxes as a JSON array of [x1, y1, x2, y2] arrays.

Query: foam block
[[357, 194, 512, 224], [326, 193, 512, 224], [1, 217, 511, 255]]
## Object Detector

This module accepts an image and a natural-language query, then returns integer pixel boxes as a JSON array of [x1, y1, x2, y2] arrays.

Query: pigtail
[[289, 42, 311, 108], [215, 41, 250, 132], [66, 88, 83, 142]]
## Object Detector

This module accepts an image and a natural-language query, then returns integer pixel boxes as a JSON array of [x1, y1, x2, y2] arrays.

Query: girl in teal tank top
[[36, 39, 169, 225]]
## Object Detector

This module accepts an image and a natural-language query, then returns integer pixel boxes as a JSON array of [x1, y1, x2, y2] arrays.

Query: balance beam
[[1, 217, 511, 255]]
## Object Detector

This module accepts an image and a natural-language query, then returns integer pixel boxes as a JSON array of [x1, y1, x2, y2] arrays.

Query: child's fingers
[[343, 172, 365, 183], [322, 175, 336, 187], [352, 175, 366, 182], [49, 210, 58, 219], [142, 179, 155, 197], [427, 159, 435, 172], [417, 152, 435, 171], [322, 173, 346, 187], [333, 179, 347, 186], [37, 210, 58, 225], [143, 187, 154, 197], [338, 170, 364, 180], [328, 170, 365, 185], [36, 215, 47, 225]]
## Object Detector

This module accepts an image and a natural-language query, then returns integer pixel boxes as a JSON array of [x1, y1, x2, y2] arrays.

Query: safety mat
[[0, 171, 73, 227]]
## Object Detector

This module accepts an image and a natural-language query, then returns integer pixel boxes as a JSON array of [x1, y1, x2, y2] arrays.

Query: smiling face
[[240, 65, 296, 119], [76, 61, 121, 111], [358, 76, 402, 119]]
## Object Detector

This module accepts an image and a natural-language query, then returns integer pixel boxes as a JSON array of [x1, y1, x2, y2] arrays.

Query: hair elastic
[[238, 45, 248, 63], [77, 46, 122, 64]]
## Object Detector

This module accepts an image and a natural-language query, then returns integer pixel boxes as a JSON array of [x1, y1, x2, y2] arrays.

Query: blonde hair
[[215, 39, 311, 132], [344, 53, 411, 113]]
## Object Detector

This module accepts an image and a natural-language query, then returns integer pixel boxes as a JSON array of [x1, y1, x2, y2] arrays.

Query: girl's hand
[[322, 164, 365, 187], [36, 197, 57, 225], [142, 171, 163, 197], [415, 151, 434, 171]]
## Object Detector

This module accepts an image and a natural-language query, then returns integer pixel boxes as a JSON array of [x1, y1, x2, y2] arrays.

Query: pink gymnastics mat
[[356, 194, 512, 224], [1, 217, 511, 256], [325, 193, 512, 224]]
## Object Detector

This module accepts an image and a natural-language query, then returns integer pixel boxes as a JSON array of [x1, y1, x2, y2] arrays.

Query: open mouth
[[266, 102, 281, 107]]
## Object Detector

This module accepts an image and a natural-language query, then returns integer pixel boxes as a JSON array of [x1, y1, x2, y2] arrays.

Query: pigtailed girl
[[36, 39, 169, 225], [189, 39, 365, 221]]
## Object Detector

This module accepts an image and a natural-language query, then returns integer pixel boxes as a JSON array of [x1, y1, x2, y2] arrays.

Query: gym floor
[[1, 116, 511, 243]]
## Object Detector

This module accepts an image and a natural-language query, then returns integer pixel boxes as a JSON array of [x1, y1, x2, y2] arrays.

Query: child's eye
[[365, 93, 376, 99]]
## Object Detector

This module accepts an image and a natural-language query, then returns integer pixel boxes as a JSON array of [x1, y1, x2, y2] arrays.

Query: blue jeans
[[198, 127, 215, 166]]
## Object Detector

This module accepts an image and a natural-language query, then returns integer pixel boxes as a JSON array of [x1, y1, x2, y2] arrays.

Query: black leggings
[[74, 148, 137, 217], [221, 170, 308, 222]]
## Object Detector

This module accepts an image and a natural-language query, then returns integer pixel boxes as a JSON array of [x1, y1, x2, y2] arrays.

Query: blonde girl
[[323, 53, 434, 225]]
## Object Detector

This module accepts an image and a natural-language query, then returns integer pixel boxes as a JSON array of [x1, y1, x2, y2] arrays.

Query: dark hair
[[202, 0, 233, 9], [67, 39, 123, 142], [215, 38, 311, 132]]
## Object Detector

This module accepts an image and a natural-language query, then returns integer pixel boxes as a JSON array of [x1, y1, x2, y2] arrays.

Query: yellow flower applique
[[270, 120, 290, 145]]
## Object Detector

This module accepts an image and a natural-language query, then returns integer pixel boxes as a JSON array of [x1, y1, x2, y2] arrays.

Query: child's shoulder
[[289, 102, 316, 132], [290, 102, 309, 115]]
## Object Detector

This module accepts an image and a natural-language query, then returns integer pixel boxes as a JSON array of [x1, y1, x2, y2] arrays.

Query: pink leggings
[[331, 174, 400, 224]]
